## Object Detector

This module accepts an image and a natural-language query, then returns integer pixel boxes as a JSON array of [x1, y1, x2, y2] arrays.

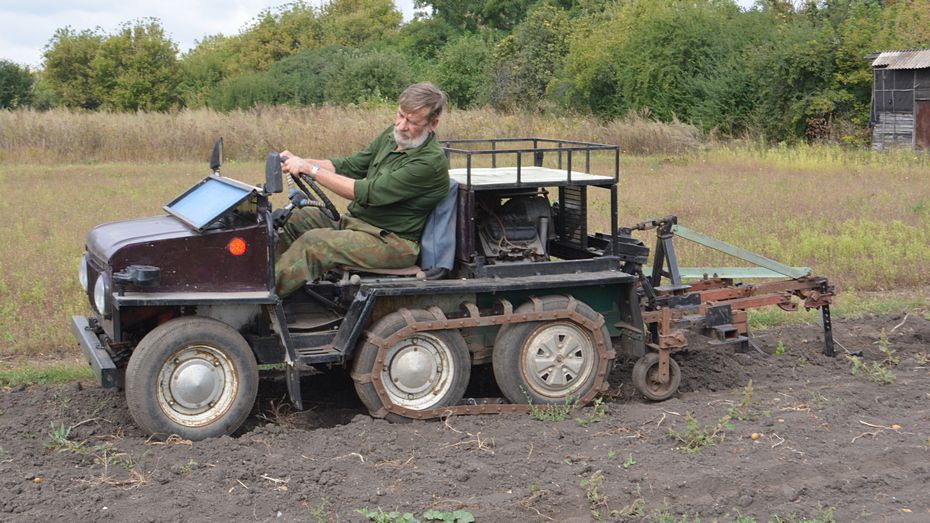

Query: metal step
[[294, 342, 344, 365], [710, 323, 739, 340], [654, 284, 692, 296]]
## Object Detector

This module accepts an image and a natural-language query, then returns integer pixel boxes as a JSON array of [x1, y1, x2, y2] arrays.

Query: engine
[[476, 191, 553, 263]]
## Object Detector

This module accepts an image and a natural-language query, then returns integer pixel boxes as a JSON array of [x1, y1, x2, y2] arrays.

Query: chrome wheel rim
[[381, 333, 454, 410], [157, 345, 238, 428], [521, 322, 596, 399]]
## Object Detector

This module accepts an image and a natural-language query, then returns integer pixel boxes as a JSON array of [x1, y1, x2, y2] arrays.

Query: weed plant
[[847, 328, 899, 384], [668, 412, 733, 454], [355, 508, 474, 523], [575, 397, 607, 426], [773, 341, 787, 356], [528, 397, 576, 422]]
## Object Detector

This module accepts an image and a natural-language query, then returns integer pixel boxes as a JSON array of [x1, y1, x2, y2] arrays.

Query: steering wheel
[[281, 157, 341, 222]]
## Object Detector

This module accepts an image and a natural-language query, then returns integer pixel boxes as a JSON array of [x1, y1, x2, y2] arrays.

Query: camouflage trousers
[[275, 207, 419, 297]]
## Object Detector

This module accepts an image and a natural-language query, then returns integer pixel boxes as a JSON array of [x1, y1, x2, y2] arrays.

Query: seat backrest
[[418, 179, 458, 271]]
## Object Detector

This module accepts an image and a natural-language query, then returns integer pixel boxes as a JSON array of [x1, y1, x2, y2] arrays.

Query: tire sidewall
[[632, 351, 681, 401], [125, 316, 258, 440], [492, 295, 612, 405], [352, 310, 471, 421]]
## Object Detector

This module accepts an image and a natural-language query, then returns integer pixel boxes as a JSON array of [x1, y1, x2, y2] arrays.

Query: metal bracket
[[671, 225, 810, 279], [266, 303, 302, 410]]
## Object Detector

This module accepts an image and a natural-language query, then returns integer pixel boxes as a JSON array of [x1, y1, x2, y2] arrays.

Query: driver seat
[[340, 179, 458, 280]]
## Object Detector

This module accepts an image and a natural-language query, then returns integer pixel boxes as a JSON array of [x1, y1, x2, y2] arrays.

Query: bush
[[0, 60, 34, 109], [434, 34, 493, 108], [324, 49, 413, 105]]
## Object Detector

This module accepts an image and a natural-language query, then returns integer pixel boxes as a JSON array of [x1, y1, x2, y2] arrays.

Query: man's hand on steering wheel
[[279, 150, 308, 178], [278, 150, 341, 222]]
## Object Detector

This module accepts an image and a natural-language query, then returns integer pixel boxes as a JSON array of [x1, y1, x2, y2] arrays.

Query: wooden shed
[[870, 49, 930, 150]]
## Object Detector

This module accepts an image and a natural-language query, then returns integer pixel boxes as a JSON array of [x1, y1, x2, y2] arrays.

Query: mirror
[[209, 137, 224, 172], [264, 152, 284, 193]]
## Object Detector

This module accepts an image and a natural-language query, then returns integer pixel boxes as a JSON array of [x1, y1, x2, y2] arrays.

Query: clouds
[[0, 0, 417, 68]]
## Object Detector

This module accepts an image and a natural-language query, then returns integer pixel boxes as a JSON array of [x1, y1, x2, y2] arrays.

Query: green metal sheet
[[679, 267, 813, 279], [671, 225, 810, 279]]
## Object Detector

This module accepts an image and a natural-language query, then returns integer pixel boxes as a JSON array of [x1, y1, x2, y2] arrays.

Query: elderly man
[[275, 82, 450, 297]]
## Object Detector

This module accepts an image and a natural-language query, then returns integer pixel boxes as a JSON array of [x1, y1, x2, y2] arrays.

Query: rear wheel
[[492, 296, 612, 405], [125, 316, 258, 440], [352, 310, 471, 421], [632, 351, 681, 401]]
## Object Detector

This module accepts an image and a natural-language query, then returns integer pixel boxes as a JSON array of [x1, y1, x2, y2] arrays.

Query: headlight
[[93, 272, 110, 315], [79, 254, 89, 292]]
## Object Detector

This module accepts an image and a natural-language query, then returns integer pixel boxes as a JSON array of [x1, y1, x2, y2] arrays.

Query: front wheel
[[125, 316, 258, 440]]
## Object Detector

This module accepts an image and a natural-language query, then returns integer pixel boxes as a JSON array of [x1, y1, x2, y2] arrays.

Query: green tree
[[226, 2, 323, 74], [178, 34, 233, 108], [434, 34, 493, 107], [209, 46, 349, 110], [92, 19, 181, 111], [831, 1, 887, 130], [416, 0, 540, 31], [398, 16, 459, 60], [325, 49, 413, 105], [320, 0, 403, 47], [489, 3, 570, 110], [0, 60, 34, 108], [42, 27, 104, 109], [882, 0, 930, 49], [746, 12, 837, 140]]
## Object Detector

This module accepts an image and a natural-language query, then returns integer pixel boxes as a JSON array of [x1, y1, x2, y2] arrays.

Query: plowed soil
[[2, 313, 929, 522]]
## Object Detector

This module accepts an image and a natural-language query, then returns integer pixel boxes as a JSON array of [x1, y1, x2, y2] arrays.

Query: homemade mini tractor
[[72, 138, 835, 440]]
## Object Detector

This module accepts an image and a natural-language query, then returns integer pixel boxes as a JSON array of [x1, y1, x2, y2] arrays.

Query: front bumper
[[70, 315, 120, 389]]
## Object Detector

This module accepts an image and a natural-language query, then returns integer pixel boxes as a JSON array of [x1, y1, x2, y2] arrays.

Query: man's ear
[[429, 117, 440, 132]]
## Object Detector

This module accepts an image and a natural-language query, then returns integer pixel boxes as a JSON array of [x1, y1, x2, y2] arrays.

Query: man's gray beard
[[394, 127, 430, 150]]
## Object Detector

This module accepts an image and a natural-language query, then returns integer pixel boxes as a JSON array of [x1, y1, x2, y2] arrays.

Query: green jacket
[[331, 126, 450, 242]]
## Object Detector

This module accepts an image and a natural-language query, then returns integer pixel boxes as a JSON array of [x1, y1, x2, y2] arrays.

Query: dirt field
[[2, 313, 929, 522]]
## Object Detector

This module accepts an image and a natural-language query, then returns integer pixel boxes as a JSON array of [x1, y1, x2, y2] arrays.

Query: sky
[[0, 0, 420, 68], [0, 0, 757, 69]]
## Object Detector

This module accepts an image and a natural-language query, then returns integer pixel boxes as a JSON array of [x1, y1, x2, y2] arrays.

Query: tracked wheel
[[352, 309, 471, 422], [492, 295, 612, 405], [632, 351, 681, 401]]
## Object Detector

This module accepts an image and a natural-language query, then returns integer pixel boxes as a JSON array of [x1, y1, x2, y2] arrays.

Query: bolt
[[213, 360, 220, 367], [174, 358, 180, 365], [209, 401, 215, 407]]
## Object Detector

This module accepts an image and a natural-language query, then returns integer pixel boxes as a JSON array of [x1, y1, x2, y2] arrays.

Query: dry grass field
[[1, 107, 929, 358]]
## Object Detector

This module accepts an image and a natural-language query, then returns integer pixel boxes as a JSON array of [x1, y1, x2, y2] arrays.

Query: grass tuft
[[0, 364, 94, 387]]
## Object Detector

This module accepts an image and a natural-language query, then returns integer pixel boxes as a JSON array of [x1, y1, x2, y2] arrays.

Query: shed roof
[[871, 49, 930, 70]]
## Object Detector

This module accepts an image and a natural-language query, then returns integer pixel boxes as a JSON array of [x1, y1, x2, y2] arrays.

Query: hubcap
[[522, 322, 596, 399], [382, 333, 454, 410], [158, 345, 238, 427]]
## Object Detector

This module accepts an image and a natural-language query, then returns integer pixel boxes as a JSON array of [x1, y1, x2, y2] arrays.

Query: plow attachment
[[625, 216, 835, 361]]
